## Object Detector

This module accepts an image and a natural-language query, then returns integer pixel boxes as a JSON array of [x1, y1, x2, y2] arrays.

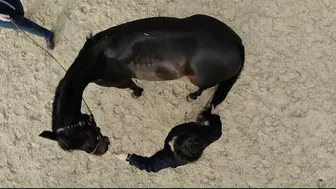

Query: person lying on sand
[[116, 106, 222, 173], [0, 0, 55, 50]]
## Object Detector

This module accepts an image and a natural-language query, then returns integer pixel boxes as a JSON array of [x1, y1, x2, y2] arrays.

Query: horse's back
[[94, 14, 244, 84], [94, 14, 242, 45], [116, 31, 242, 82], [185, 14, 242, 43]]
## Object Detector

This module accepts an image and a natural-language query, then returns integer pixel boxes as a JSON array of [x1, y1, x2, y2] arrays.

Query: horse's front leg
[[93, 78, 143, 99], [128, 80, 144, 99], [187, 88, 205, 102]]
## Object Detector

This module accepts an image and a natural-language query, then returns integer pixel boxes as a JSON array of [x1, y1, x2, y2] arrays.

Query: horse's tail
[[198, 43, 245, 122]]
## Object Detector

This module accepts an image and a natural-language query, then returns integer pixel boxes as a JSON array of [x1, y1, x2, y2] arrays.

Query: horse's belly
[[132, 69, 184, 81], [130, 61, 185, 81]]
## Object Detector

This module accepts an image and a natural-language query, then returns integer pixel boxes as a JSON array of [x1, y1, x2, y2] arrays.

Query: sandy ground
[[0, 0, 335, 187]]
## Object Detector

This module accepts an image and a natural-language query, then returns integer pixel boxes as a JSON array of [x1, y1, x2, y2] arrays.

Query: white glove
[[211, 105, 220, 115], [0, 14, 11, 22]]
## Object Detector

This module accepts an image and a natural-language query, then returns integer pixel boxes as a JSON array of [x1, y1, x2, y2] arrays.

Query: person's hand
[[211, 105, 219, 115], [0, 14, 11, 22], [116, 153, 128, 162]]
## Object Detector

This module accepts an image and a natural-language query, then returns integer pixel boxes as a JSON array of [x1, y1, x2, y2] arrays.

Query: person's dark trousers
[[0, 0, 53, 41]]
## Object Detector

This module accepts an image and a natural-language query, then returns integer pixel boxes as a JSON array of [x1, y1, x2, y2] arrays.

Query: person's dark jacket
[[128, 114, 222, 172]]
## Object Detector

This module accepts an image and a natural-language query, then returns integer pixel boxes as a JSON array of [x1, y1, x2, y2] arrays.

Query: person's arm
[[127, 147, 184, 173]]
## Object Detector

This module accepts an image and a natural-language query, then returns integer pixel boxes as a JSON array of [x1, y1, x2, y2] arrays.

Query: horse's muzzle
[[91, 136, 111, 155], [103, 136, 110, 145]]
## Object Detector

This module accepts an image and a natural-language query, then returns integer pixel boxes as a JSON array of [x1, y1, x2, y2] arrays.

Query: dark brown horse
[[39, 14, 245, 155]]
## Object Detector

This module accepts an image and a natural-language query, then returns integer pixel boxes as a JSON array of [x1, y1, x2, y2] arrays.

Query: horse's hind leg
[[186, 74, 212, 102], [185, 71, 221, 102]]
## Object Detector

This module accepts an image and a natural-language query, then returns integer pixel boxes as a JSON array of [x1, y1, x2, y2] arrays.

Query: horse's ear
[[39, 131, 57, 141], [86, 31, 93, 40]]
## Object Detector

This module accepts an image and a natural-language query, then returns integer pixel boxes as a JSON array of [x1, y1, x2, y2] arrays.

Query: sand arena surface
[[0, 0, 335, 187]]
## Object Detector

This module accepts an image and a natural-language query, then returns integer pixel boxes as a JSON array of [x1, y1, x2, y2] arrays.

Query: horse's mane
[[84, 32, 96, 49], [51, 32, 98, 132]]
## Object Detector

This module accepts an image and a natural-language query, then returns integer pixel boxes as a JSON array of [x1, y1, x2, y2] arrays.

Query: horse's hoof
[[186, 94, 196, 102], [131, 92, 141, 99]]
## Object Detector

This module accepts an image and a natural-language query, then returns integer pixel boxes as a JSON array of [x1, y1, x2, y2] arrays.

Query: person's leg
[[0, 19, 15, 29], [0, 11, 55, 49], [9, 13, 53, 40]]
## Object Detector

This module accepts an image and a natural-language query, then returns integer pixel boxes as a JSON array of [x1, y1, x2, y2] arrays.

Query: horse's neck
[[52, 78, 87, 131], [52, 50, 98, 131]]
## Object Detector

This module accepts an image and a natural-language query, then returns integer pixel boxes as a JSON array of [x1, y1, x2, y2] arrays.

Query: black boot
[[46, 32, 55, 50]]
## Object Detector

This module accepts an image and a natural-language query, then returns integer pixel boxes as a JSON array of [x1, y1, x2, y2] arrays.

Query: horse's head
[[39, 114, 110, 155]]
